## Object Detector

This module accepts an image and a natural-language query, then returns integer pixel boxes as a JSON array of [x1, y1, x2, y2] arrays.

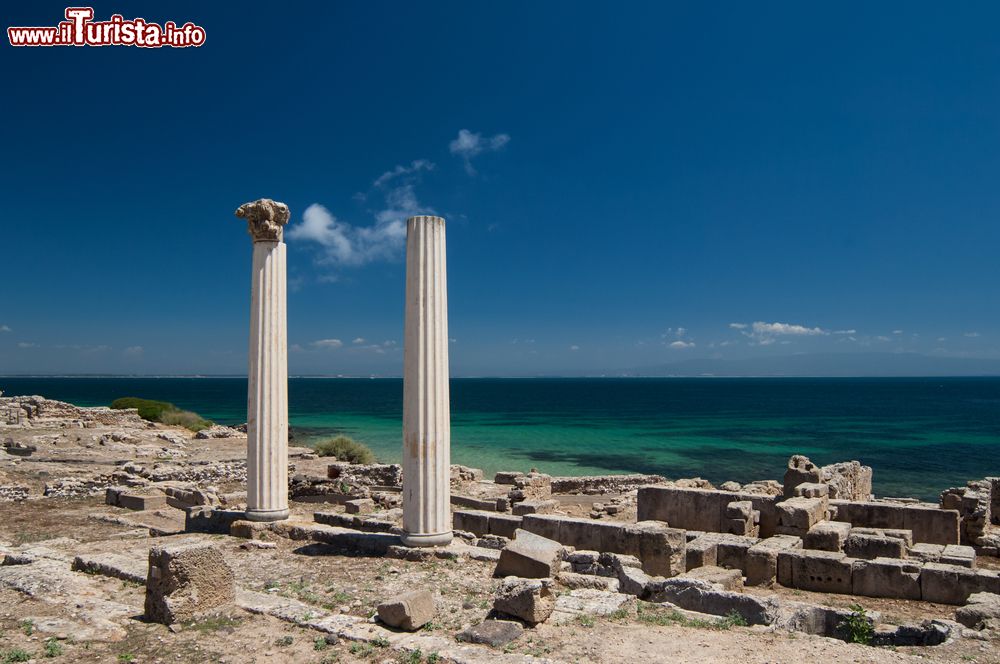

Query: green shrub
[[110, 397, 212, 432], [1, 649, 32, 664], [313, 436, 375, 464], [839, 603, 874, 645]]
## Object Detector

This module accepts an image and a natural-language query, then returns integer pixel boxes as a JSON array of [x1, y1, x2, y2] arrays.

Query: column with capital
[[401, 215, 453, 547], [235, 198, 291, 522]]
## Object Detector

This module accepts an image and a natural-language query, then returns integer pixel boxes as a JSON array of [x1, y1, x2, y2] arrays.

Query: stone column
[[402, 215, 453, 547], [236, 199, 291, 522]]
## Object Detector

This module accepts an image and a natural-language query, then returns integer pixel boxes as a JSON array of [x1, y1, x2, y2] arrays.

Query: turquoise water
[[2, 376, 998, 500]]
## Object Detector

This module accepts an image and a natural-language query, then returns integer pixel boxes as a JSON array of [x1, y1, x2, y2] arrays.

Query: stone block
[[647, 578, 778, 625], [941, 544, 976, 569], [820, 460, 873, 501], [920, 562, 979, 605], [345, 498, 375, 515], [777, 549, 854, 594], [804, 521, 852, 551], [725, 500, 753, 519], [775, 497, 828, 533], [784, 455, 822, 498], [144, 542, 235, 625], [955, 592, 1000, 629], [909, 542, 945, 563], [377, 589, 435, 631], [229, 519, 271, 540], [745, 535, 802, 586], [843, 533, 907, 560], [118, 491, 167, 511], [685, 535, 717, 570], [636, 486, 781, 538], [616, 564, 653, 597], [512, 499, 559, 516], [793, 483, 829, 499], [493, 577, 555, 625], [681, 565, 743, 591], [495, 529, 563, 579], [852, 558, 921, 600], [184, 507, 244, 534], [456, 620, 523, 647], [851, 527, 913, 547], [830, 500, 959, 545], [714, 534, 759, 572]]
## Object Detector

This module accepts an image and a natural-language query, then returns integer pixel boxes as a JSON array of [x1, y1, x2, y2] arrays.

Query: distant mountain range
[[616, 352, 1000, 378]]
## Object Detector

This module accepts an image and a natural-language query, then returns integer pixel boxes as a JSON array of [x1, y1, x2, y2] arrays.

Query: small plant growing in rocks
[[1, 649, 32, 664], [43, 638, 63, 658], [839, 603, 874, 645]]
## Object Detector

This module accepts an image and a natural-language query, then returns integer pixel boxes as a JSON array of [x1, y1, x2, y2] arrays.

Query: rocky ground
[[1, 397, 998, 663]]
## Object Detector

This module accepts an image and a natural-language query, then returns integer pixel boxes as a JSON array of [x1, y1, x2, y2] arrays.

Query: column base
[[245, 508, 289, 522], [401, 530, 453, 548]]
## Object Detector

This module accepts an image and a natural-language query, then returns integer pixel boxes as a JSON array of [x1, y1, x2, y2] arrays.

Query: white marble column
[[236, 199, 290, 522], [402, 215, 453, 547]]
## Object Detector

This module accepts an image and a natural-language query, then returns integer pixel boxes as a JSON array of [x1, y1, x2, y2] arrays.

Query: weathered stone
[[776, 549, 854, 594], [775, 497, 828, 534], [493, 577, 555, 624], [843, 533, 907, 560], [495, 529, 563, 579], [616, 563, 653, 597], [456, 620, 523, 647], [145, 542, 235, 625], [745, 535, 802, 586], [549, 589, 637, 624], [784, 455, 821, 498], [829, 500, 960, 545], [377, 589, 436, 630], [686, 535, 718, 570], [345, 498, 375, 515], [852, 558, 921, 600], [850, 527, 913, 546], [803, 521, 852, 552], [941, 544, 976, 569], [557, 572, 619, 591], [194, 425, 243, 440], [512, 499, 559, 516], [820, 460, 873, 501], [647, 578, 778, 625], [956, 592, 1000, 629], [681, 565, 743, 591], [793, 483, 829, 499], [920, 562, 979, 605], [909, 542, 945, 563]]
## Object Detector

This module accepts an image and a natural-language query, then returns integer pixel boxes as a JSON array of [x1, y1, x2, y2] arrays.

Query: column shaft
[[402, 215, 452, 547], [236, 198, 291, 523]]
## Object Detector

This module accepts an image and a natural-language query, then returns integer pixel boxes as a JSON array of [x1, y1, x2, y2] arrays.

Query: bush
[[839, 603, 874, 645], [110, 397, 212, 432], [313, 435, 376, 464]]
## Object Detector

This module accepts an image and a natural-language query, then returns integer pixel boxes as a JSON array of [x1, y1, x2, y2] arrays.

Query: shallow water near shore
[[2, 376, 998, 501]]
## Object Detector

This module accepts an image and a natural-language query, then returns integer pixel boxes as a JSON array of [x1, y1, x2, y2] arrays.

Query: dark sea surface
[[2, 376, 998, 500]]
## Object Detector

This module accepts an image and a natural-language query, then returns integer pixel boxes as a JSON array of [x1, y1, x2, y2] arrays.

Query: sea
[[2, 376, 998, 501]]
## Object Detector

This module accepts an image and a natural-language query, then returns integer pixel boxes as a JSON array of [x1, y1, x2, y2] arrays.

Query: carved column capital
[[236, 198, 290, 242]]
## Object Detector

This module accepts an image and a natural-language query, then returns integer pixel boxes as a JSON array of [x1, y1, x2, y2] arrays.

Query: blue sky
[[2, 1, 999, 376]]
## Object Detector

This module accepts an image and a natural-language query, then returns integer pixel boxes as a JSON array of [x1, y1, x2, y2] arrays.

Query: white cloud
[[833, 329, 856, 335], [569, 345, 580, 351], [123, 346, 144, 357], [449, 129, 510, 175], [662, 327, 688, 339], [875, 335, 891, 342], [353, 338, 366, 344], [17, 342, 37, 348], [312, 339, 343, 349], [0, 325, 10, 333], [290, 344, 305, 352], [892, 329, 903, 335], [728, 323, 748, 330], [964, 332, 981, 338], [669, 340, 695, 349], [289, 159, 434, 268], [742, 321, 826, 345], [371, 159, 434, 189]]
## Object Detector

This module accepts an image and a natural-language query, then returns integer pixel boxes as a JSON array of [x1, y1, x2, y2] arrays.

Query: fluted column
[[402, 215, 452, 547], [236, 198, 290, 522]]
